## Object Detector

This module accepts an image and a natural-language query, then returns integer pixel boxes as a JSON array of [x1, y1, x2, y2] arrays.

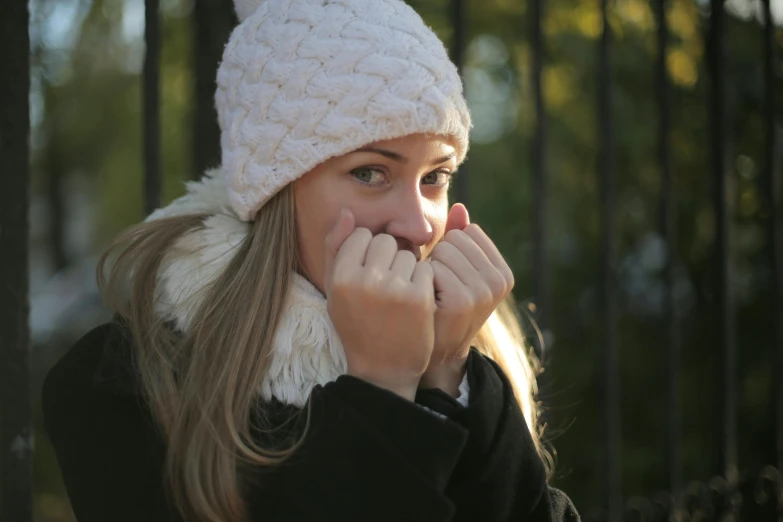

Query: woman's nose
[[383, 192, 434, 248]]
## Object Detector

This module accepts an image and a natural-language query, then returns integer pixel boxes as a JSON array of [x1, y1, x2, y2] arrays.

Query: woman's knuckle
[[412, 292, 433, 311], [364, 267, 386, 286], [465, 223, 483, 236], [395, 249, 415, 264], [332, 267, 351, 287], [445, 229, 464, 243], [373, 233, 395, 248], [453, 290, 472, 311], [416, 261, 433, 275], [473, 284, 492, 305], [401, 290, 420, 307], [347, 228, 368, 243], [431, 242, 447, 259], [487, 270, 506, 294]]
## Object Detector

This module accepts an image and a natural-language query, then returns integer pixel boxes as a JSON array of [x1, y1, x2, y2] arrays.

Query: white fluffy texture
[[152, 213, 249, 332], [145, 169, 250, 332], [261, 274, 347, 407], [216, 0, 472, 221], [145, 171, 468, 407], [145, 168, 237, 221]]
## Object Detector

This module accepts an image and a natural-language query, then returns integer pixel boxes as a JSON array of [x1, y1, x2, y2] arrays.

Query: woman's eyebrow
[[353, 147, 456, 166]]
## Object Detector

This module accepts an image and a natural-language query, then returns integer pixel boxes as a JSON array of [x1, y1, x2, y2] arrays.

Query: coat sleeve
[[43, 324, 470, 522], [416, 349, 581, 522], [249, 376, 469, 521], [42, 324, 184, 521], [544, 488, 582, 522]]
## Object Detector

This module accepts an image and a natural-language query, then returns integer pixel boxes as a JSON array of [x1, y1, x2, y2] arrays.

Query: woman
[[43, 0, 581, 521]]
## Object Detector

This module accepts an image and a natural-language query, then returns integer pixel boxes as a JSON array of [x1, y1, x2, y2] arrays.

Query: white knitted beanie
[[216, 0, 472, 221]]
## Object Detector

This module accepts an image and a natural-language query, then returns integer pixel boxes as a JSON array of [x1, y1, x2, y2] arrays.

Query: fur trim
[[146, 168, 237, 221], [146, 169, 251, 333], [146, 169, 346, 407], [262, 276, 346, 407]]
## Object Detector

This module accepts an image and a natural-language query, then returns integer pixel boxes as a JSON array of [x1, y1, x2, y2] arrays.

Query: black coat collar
[[92, 319, 142, 396]]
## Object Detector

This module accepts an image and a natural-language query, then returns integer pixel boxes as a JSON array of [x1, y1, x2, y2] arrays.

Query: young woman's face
[[294, 133, 458, 293]]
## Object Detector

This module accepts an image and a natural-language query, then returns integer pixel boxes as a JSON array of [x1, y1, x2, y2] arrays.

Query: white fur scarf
[[145, 169, 347, 408]]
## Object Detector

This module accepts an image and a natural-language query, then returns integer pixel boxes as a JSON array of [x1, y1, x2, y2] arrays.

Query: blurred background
[[3, 0, 783, 519]]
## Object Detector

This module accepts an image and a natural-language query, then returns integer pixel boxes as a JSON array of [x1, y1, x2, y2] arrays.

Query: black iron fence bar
[[144, 0, 162, 215], [0, 0, 32, 520], [654, 0, 682, 496], [450, 0, 468, 206], [192, 0, 235, 179], [707, 0, 737, 479], [761, 0, 782, 474], [598, 0, 622, 519], [531, 0, 549, 331]]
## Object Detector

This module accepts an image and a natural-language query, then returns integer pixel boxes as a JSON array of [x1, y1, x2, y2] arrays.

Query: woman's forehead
[[304, 133, 459, 175], [350, 134, 458, 160], [364, 133, 456, 149]]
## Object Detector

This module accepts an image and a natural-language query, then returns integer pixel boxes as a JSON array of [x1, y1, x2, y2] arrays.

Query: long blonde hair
[[98, 183, 551, 522]]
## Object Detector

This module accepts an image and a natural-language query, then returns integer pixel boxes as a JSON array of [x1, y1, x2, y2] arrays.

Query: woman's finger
[[324, 209, 358, 292], [364, 233, 398, 270], [462, 224, 507, 271], [333, 227, 373, 272], [390, 250, 417, 281], [430, 259, 463, 295], [412, 261, 435, 292], [430, 241, 476, 286], [462, 224, 514, 291], [443, 229, 495, 274]]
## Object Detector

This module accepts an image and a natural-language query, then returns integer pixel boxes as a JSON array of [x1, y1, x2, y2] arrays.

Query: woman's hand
[[420, 203, 515, 396], [324, 208, 436, 401]]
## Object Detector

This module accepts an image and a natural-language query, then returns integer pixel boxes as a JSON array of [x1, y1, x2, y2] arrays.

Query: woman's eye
[[350, 167, 386, 186], [421, 171, 452, 188]]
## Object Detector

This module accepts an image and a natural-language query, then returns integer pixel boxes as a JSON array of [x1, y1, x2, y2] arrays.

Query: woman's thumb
[[445, 203, 470, 233], [323, 208, 355, 283]]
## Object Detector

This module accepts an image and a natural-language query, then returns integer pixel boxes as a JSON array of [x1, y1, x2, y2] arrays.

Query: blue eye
[[422, 170, 452, 188], [350, 167, 387, 186]]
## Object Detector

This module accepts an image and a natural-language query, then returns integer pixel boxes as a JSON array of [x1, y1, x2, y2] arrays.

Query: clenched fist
[[420, 203, 515, 396], [324, 208, 436, 401]]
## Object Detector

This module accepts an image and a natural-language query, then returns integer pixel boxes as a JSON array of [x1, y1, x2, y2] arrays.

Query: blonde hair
[[98, 183, 551, 522]]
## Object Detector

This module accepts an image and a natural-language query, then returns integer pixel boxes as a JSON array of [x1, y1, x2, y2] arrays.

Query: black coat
[[43, 321, 580, 522]]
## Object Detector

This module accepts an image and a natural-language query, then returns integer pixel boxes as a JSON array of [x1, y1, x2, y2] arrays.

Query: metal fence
[[1, 0, 781, 521], [1, 0, 32, 519]]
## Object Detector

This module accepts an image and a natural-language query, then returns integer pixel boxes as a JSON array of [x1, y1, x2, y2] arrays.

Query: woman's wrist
[[419, 357, 468, 398], [346, 369, 421, 402]]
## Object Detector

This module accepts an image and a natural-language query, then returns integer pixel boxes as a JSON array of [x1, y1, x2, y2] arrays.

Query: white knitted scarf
[[145, 169, 467, 408], [146, 169, 346, 408]]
